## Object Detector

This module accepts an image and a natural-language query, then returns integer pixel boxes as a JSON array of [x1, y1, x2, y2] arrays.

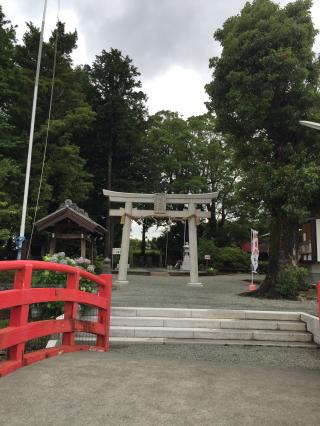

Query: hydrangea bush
[[32, 252, 97, 319]]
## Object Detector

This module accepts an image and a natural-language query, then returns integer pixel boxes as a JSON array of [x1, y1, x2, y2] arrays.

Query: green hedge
[[276, 267, 309, 298], [198, 239, 250, 272]]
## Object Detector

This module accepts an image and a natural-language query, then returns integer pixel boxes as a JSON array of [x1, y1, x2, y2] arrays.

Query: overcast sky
[[2, 0, 320, 118]]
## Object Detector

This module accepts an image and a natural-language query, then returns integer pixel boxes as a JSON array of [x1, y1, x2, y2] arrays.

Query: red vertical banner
[[251, 229, 259, 273]]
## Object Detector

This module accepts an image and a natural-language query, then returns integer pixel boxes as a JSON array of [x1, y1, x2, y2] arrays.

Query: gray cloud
[[2, 0, 320, 83], [73, 0, 246, 79]]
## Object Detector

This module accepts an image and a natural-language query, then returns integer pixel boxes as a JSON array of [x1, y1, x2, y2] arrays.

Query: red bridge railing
[[0, 260, 112, 377]]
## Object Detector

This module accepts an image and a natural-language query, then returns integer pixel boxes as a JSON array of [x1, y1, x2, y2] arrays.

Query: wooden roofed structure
[[35, 199, 107, 260]]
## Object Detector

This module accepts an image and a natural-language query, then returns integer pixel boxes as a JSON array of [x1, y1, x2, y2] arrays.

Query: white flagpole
[[17, 0, 48, 259]]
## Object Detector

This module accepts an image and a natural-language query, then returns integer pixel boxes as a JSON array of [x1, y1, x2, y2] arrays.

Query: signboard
[[112, 248, 121, 255], [204, 255, 211, 260], [251, 229, 259, 272], [154, 193, 167, 214]]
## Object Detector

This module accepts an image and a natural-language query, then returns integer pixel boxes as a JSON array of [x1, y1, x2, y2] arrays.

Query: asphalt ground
[[111, 273, 318, 316], [0, 345, 319, 426]]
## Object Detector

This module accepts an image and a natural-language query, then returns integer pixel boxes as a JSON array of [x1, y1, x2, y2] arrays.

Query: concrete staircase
[[109, 307, 317, 347]]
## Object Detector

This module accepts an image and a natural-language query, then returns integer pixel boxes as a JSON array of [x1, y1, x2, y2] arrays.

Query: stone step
[[109, 326, 312, 342], [108, 337, 318, 348], [111, 307, 301, 321], [110, 316, 306, 331]]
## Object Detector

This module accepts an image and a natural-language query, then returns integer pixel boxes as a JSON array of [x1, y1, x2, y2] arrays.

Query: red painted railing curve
[[0, 260, 112, 377]]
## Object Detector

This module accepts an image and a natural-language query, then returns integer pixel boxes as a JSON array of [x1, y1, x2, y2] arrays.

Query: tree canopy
[[206, 0, 320, 295]]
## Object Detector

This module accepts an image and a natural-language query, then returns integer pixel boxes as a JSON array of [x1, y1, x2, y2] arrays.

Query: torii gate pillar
[[188, 203, 202, 286], [117, 201, 132, 284]]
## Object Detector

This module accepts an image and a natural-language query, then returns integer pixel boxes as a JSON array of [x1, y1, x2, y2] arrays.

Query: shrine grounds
[[111, 272, 318, 316], [1, 273, 319, 425]]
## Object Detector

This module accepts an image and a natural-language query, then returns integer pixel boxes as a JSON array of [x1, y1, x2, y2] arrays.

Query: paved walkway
[[1, 273, 319, 425], [1, 346, 320, 426], [112, 273, 318, 316]]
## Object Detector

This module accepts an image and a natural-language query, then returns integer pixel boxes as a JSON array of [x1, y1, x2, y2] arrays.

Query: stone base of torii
[[103, 190, 218, 286]]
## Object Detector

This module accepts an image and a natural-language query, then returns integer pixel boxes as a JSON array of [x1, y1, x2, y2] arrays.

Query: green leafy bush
[[94, 255, 105, 274], [32, 253, 97, 319], [206, 267, 218, 276], [0, 319, 8, 329], [198, 239, 223, 269], [199, 239, 250, 272], [219, 246, 250, 272], [276, 267, 309, 298], [0, 270, 14, 286]]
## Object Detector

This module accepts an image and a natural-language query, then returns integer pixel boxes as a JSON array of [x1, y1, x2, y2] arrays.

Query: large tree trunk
[[256, 214, 299, 297], [208, 199, 218, 237], [218, 201, 226, 228]]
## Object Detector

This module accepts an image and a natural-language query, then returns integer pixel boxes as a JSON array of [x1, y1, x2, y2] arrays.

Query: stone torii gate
[[103, 190, 217, 286]]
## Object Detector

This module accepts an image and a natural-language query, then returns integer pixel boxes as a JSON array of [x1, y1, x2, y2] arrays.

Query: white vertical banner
[[251, 229, 259, 273]]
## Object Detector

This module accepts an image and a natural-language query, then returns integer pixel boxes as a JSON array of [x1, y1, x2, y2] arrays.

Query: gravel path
[[112, 273, 318, 315], [110, 342, 320, 370], [1, 348, 319, 426]]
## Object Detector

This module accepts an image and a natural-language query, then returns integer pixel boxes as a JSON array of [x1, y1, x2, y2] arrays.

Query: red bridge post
[[97, 274, 112, 351], [62, 270, 80, 347], [8, 264, 33, 365]]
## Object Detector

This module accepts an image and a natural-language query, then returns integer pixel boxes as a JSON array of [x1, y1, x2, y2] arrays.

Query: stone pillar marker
[[116, 201, 132, 284], [187, 203, 202, 287]]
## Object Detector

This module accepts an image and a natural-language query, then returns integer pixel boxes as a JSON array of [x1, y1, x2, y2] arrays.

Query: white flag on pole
[[251, 229, 259, 273]]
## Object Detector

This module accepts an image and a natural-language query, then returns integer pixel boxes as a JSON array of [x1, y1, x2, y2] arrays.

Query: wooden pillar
[[90, 240, 94, 263], [80, 234, 86, 258], [49, 234, 56, 255]]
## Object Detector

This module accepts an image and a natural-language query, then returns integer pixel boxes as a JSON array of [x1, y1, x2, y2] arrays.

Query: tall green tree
[[0, 16, 94, 255], [206, 0, 320, 295], [187, 114, 242, 243], [13, 22, 94, 213], [144, 112, 244, 238], [82, 48, 147, 255], [0, 7, 21, 247], [143, 111, 207, 193]]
